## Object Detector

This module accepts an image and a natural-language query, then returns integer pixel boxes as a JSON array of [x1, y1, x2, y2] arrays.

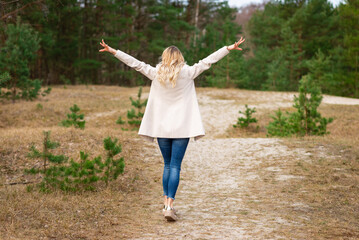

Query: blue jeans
[[157, 138, 190, 200]]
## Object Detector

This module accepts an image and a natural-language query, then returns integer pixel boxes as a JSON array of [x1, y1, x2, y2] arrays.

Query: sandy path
[[140, 138, 311, 239], [135, 89, 356, 239]]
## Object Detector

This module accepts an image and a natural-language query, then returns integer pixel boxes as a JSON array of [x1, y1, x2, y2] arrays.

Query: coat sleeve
[[188, 46, 230, 80], [114, 49, 156, 81]]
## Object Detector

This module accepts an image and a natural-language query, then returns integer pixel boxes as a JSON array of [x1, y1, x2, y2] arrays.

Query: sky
[[227, 0, 344, 8]]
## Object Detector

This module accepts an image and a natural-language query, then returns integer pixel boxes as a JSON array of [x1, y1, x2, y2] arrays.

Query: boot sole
[[164, 211, 178, 221], [163, 209, 176, 216]]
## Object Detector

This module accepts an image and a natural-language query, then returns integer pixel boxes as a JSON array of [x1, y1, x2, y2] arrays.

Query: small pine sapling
[[60, 104, 86, 129], [233, 104, 258, 128], [102, 137, 125, 186], [291, 75, 333, 136], [36, 103, 43, 110], [26, 131, 68, 172], [266, 75, 333, 137], [64, 151, 103, 192], [266, 109, 293, 137], [25, 134, 126, 192], [116, 116, 125, 125], [127, 87, 147, 127], [25, 131, 68, 192], [41, 85, 52, 96]]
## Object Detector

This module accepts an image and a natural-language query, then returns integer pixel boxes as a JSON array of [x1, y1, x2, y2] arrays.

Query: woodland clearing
[[1, 86, 358, 239]]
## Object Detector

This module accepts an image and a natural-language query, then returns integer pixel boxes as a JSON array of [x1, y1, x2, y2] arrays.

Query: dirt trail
[[134, 90, 357, 239]]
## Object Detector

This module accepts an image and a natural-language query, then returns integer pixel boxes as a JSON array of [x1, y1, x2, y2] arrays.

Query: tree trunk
[[12, 87, 16, 104], [193, 0, 199, 46], [185, 0, 194, 47], [226, 54, 230, 87]]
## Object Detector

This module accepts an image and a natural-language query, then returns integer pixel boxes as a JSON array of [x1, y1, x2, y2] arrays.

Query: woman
[[99, 38, 245, 221]]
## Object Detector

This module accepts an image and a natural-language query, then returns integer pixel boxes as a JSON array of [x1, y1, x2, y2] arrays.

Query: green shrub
[[36, 103, 43, 110], [117, 87, 147, 129], [127, 87, 147, 126], [102, 137, 125, 186], [233, 104, 258, 128], [60, 104, 86, 129], [267, 76, 333, 137], [25, 133, 125, 192], [266, 109, 293, 137], [116, 116, 125, 125]]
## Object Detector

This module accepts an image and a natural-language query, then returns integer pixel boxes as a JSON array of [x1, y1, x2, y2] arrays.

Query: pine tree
[[65, 151, 103, 192], [267, 75, 333, 137], [266, 109, 293, 137], [25, 134, 125, 192], [337, 0, 359, 97], [102, 137, 125, 186], [25, 131, 68, 192], [305, 49, 334, 94], [291, 75, 333, 136], [0, 17, 51, 102], [60, 104, 86, 129], [202, 3, 244, 88], [247, 0, 338, 92], [233, 104, 257, 128], [27, 131, 68, 172], [127, 87, 147, 127], [265, 24, 304, 91], [116, 116, 125, 125]]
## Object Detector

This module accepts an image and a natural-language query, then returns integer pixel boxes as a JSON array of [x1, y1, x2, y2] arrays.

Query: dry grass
[[237, 137, 359, 238], [0, 85, 164, 239], [1, 85, 359, 239], [222, 99, 359, 238]]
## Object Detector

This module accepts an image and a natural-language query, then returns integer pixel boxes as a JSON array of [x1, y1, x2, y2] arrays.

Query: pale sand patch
[[198, 94, 240, 137], [84, 110, 117, 121], [203, 88, 359, 106], [276, 175, 304, 181], [322, 94, 359, 105]]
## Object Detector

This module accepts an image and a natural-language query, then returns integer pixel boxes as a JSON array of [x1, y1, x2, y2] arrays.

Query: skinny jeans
[[157, 138, 190, 200]]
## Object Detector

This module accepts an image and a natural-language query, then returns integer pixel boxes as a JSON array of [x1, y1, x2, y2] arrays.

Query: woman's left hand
[[227, 37, 245, 51]]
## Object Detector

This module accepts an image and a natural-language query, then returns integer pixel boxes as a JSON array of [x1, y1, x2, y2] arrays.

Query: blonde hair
[[156, 46, 185, 88]]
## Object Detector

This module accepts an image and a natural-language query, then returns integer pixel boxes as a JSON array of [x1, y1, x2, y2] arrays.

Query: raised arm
[[99, 39, 156, 81], [188, 37, 245, 79]]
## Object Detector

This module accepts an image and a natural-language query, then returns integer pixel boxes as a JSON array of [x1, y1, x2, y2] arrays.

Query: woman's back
[[111, 46, 230, 142]]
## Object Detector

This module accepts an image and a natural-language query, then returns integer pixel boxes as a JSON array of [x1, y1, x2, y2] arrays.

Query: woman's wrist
[[109, 47, 117, 55]]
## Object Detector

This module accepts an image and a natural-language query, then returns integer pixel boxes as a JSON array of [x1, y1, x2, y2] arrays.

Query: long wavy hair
[[156, 46, 185, 88]]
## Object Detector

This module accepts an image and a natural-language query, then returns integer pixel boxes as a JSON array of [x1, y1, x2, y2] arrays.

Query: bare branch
[[0, 0, 20, 5], [1, 0, 42, 21], [5, 181, 35, 185]]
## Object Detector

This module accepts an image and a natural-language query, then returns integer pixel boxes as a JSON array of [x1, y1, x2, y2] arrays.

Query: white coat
[[114, 46, 230, 142]]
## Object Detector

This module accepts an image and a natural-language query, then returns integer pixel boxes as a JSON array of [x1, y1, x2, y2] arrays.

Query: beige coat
[[114, 46, 230, 142]]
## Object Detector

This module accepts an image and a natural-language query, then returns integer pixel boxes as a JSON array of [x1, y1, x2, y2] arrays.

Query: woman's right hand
[[99, 39, 116, 55]]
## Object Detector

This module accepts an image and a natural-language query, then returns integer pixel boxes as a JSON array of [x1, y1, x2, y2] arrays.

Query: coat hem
[[138, 133, 205, 142]]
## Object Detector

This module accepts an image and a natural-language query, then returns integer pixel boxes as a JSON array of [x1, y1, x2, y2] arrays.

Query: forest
[[0, 0, 358, 97]]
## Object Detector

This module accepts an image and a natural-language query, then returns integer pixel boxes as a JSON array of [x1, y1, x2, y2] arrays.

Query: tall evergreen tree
[[205, 3, 244, 88], [247, 0, 338, 92], [337, 0, 359, 97], [0, 17, 50, 102]]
